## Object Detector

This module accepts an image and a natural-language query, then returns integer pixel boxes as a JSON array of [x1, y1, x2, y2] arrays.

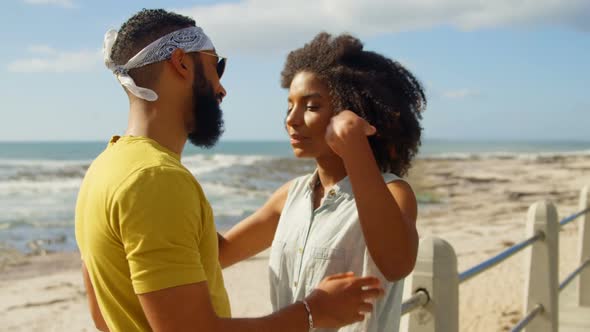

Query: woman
[[219, 33, 426, 331]]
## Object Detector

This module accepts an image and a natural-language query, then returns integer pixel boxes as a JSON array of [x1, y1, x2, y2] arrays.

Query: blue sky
[[1, 0, 589, 142]]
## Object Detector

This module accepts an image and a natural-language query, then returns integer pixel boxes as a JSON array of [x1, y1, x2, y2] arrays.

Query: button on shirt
[[269, 171, 405, 332]]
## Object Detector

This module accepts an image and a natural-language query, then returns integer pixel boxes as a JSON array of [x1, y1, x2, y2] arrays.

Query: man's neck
[[125, 100, 187, 156]]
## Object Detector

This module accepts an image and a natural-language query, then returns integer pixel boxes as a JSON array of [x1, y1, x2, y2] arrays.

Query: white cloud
[[23, 0, 75, 8], [442, 88, 480, 99], [176, 0, 590, 54], [27, 44, 58, 55], [7, 46, 101, 73]]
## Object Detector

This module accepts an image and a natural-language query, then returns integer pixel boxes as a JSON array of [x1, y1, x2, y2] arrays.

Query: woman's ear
[[389, 146, 398, 159]]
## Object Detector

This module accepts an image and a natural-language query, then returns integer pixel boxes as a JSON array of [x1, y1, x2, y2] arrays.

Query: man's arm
[[218, 180, 292, 268], [119, 168, 382, 331], [138, 272, 383, 332], [81, 262, 109, 332]]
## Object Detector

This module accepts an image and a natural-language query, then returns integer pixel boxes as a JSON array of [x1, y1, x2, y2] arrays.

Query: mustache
[[215, 92, 224, 104]]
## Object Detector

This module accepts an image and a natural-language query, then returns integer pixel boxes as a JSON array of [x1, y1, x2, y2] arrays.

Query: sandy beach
[[1, 153, 589, 332]]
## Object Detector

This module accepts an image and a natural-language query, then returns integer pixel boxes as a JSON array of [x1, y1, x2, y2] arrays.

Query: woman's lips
[[289, 134, 308, 145]]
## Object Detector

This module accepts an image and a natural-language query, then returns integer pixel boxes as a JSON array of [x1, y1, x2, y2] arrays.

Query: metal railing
[[560, 258, 590, 291], [458, 231, 544, 283], [459, 207, 587, 285], [399, 185, 590, 332], [511, 304, 544, 332], [401, 289, 429, 315], [560, 207, 590, 227]]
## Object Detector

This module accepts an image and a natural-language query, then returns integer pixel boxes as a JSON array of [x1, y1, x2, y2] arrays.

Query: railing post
[[400, 236, 458, 332], [578, 186, 590, 307], [523, 201, 559, 332]]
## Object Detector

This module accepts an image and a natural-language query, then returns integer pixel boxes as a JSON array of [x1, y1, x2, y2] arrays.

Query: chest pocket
[[304, 246, 345, 290]]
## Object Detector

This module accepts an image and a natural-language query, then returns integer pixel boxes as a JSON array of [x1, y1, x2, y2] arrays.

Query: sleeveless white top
[[269, 171, 405, 332]]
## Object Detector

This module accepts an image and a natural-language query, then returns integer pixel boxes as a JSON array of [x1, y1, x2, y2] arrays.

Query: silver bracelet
[[302, 299, 314, 330]]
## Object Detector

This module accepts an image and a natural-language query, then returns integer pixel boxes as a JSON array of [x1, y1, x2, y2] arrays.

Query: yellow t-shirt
[[75, 136, 230, 331]]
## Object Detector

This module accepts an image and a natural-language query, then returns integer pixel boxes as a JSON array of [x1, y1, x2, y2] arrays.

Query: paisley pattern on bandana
[[143, 28, 209, 65]]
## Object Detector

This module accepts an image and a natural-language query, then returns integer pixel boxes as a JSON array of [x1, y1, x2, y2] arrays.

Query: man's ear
[[169, 48, 190, 79]]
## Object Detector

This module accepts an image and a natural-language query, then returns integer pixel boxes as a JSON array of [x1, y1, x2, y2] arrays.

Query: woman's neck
[[315, 153, 347, 189]]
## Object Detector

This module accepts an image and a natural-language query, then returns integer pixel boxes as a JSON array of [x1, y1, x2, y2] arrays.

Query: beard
[[187, 66, 225, 148]]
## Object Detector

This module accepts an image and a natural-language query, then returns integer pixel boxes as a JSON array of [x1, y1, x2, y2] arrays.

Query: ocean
[[1, 139, 589, 254]]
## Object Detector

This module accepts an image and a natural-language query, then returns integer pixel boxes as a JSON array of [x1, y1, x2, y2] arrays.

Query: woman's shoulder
[[383, 172, 410, 185]]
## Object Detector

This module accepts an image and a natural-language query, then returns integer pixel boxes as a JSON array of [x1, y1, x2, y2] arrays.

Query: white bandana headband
[[103, 26, 215, 101]]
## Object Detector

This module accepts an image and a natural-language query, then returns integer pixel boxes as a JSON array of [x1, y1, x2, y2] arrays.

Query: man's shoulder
[[120, 163, 197, 195]]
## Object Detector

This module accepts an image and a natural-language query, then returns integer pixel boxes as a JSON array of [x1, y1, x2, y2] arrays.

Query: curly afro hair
[[281, 33, 426, 176]]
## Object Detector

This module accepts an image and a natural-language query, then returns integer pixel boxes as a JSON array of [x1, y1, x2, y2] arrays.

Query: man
[[75, 9, 383, 332]]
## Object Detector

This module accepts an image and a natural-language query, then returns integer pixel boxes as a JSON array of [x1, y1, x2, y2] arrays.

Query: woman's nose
[[286, 105, 303, 127]]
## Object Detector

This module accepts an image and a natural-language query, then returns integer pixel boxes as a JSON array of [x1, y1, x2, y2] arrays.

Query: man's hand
[[305, 272, 384, 328], [325, 110, 376, 158]]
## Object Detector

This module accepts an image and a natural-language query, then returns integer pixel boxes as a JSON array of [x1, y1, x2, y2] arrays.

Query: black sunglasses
[[199, 51, 227, 79]]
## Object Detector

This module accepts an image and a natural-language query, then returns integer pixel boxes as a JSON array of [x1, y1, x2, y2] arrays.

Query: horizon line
[[1, 138, 590, 144]]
